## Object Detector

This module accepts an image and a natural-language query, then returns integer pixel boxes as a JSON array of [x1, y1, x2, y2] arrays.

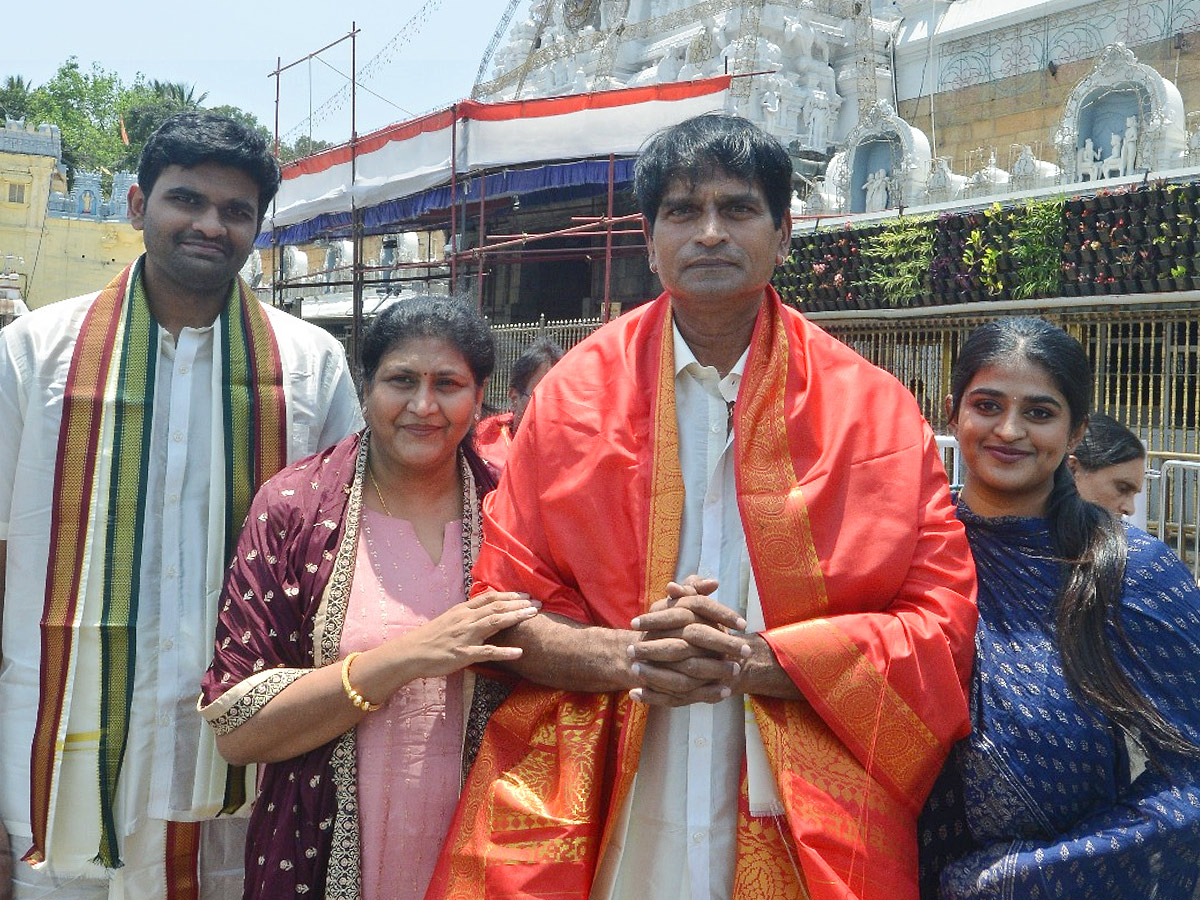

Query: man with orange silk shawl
[[428, 114, 978, 900]]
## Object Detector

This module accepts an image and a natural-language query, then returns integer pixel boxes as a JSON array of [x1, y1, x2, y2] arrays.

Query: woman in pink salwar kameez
[[199, 296, 537, 900]]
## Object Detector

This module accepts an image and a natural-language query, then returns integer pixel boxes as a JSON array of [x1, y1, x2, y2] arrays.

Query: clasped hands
[[627, 575, 751, 707]]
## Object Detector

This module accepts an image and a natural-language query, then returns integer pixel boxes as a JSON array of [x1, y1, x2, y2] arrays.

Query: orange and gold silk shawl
[[428, 288, 977, 900]]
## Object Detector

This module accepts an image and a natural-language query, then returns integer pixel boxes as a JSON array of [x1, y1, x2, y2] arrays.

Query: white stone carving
[[475, 1, 851, 153], [1008, 143, 1060, 192], [924, 156, 967, 204], [1076, 138, 1100, 181], [826, 99, 931, 213], [962, 151, 1010, 200], [864, 168, 890, 212], [1053, 43, 1186, 182], [240, 250, 263, 289], [1121, 115, 1138, 175], [1100, 132, 1124, 179], [281, 246, 309, 284]]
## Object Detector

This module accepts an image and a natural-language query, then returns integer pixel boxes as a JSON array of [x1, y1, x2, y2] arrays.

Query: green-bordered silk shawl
[[25, 256, 287, 870]]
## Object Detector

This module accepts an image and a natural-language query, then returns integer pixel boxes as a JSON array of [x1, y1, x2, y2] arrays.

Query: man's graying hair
[[634, 113, 793, 229]]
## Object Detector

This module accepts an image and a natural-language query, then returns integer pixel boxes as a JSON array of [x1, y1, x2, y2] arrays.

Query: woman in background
[[200, 296, 538, 900], [920, 317, 1200, 898], [1068, 411, 1146, 518], [474, 337, 563, 468]]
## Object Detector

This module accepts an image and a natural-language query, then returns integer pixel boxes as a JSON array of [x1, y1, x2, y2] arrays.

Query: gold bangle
[[340, 651, 382, 712]]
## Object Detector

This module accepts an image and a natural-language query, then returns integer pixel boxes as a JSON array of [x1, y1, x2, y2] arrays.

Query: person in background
[[0, 111, 361, 900], [428, 112, 977, 900], [1068, 411, 1147, 518], [920, 317, 1200, 899], [474, 337, 563, 468], [200, 296, 538, 900]]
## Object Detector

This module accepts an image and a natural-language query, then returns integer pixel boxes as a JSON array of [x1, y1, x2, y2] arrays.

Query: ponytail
[[1049, 462, 1196, 760]]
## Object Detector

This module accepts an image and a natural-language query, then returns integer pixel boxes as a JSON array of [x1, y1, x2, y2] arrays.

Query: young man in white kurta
[[0, 112, 362, 900]]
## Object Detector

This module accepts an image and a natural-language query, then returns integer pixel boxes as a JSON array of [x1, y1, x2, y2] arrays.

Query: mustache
[[176, 232, 231, 251]]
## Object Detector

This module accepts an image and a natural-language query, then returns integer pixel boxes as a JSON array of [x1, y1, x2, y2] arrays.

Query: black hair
[[137, 111, 281, 220], [360, 294, 495, 387], [634, 113, 793, 229], [950, 316, 1194, 759], [360, 294, 497, 491], [510, 338, 564, 395], [1073, 412, 1146, 472]]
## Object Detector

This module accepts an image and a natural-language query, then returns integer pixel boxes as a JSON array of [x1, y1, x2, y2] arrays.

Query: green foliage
[[23, 59, 125, 175], [0, 75, 32, 120], [1, 58, 328, 183], [961, 227, 1004, 296], [279, 134, 334, 163], [1009, 197, 1064, 300], [860, 215, 935, 306]]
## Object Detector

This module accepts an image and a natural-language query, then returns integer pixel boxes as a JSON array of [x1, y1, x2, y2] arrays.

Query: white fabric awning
[[268, 76, 732, 231]]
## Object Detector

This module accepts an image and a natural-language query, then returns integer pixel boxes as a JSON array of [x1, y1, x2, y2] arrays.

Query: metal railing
[[1149, 457, 1200, 581], [485, 305, 1200, 457], [935, 439, 1199, 580], [486, 314, 602, 410], [480, 306, 1200, 578], [816, 305, 1200, 458]]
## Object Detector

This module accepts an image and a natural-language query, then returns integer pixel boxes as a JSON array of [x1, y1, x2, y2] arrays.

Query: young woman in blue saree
[[919, 317, 1200, 898]]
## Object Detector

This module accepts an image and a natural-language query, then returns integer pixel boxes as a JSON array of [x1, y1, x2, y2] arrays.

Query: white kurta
[[593, 324, 752, 900], [0, 291, 362, 890]]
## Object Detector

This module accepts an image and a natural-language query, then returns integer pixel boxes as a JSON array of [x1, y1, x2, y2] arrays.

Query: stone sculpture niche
[[1053, 43, 1186, 183], [826, 100, 931, 213]]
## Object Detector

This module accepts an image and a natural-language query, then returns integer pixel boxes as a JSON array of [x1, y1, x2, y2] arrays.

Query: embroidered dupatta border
[[318, 434, 368, 900], [200, 436, 367, 899], [596, 302, 685, 860], [323, 436, 486, 900], [204, 433, 487, 900], [201, 669, 310, 736]]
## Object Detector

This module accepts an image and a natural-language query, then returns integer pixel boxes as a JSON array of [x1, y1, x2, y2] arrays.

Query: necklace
[[368, 464, 393, 517]]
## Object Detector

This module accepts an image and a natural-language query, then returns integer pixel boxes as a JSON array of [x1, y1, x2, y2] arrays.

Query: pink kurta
[[340, 508, 465, 900]]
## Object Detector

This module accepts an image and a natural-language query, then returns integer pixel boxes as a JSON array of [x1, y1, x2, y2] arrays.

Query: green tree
[[117, 78, 215, 169], [0, 75, 32, 121], [24, 59, 124, 175], [279, 134, 333, 163], [1, 58, 274, 186], [149, 80, 208, 109], [207, 104, 272, 143]]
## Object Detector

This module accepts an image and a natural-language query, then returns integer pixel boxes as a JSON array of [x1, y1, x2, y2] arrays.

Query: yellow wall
[[0, 147, 143, 308], [28, 218, 143, 307]]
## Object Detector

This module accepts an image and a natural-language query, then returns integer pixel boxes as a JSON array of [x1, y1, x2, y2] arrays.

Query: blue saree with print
[[919, 505, 1200, 899]]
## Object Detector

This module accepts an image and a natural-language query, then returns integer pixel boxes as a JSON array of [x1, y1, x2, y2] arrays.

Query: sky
[[7, 0, 527, 148]]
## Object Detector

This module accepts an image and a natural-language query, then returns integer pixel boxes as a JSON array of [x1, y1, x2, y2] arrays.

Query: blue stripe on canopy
[[258, 157, 636, 248]]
